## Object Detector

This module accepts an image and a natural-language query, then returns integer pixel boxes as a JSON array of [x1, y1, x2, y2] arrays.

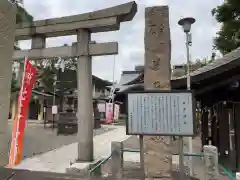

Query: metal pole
[[186, 33, 191, 90], [186, 32, 193, 176]]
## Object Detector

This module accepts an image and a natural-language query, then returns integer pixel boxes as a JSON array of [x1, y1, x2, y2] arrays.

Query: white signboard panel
[[52, 105, 58, 115], [114, 104, 120, 121], [98, 103, 106, 112], [127, 91, 195, 136]]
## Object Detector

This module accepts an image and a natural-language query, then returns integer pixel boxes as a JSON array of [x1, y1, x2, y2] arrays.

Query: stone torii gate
[[0, 0, 137, 166]]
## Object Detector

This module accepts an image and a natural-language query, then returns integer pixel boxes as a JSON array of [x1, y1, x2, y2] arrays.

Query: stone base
[[66, 158, 102, 177]]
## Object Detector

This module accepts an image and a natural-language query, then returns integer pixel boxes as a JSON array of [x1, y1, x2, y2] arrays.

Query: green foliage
[[36, 54, 78, 92], [9, 0, 33, 24], [11, 0, 33, 50], [212, 0, 240, 54], [36, 59, 58, 92], [16, 4, 33, 24]]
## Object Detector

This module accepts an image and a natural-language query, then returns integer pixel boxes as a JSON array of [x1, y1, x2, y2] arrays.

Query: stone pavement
[[13, 125, 138, 173], [7, 122, 111, 159]]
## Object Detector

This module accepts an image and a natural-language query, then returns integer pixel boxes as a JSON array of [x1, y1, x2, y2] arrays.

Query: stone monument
[[0, 0, 16, 167], [143, 6, 172, 178]]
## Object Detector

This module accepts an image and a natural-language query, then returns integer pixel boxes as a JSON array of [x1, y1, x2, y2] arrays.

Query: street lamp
[[178, 17, 195, 33], [178, 17, 195, 90], [178, 17, 195, 179]]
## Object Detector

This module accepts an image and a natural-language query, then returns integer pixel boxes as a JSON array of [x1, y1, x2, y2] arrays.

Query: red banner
[[105, 103, 114, 124], [8, 59, 37, 167]]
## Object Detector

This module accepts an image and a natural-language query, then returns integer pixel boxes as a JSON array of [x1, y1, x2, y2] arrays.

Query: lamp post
[[178, 17, 195, 178]]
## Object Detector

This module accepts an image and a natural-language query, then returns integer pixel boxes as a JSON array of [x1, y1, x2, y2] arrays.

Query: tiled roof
[[115, 46, 240, 93], [172, 47, 240, 81], [118, 72, 142, 85]]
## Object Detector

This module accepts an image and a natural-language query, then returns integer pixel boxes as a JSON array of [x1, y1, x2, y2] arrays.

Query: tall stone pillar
[[0, 0, 16, 166], [143, 6, 172, 178], [76, 29, 93, 161]]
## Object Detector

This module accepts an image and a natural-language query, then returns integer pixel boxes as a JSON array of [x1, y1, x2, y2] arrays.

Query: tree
[[36, 58, 59, 92], [10, 0, 33, 49], [212, 0, 240, 54]]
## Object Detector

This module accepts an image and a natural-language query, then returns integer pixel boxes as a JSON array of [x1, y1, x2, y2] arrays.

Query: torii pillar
[[76, 29, 93, 161], [0, 0, 16, 166]]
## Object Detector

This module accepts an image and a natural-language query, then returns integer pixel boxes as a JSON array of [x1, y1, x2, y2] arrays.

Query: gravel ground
[[6, 124, 113, 159]]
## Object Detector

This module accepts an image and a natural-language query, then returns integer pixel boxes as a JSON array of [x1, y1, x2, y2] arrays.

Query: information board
[[127, 91, 196, 136]]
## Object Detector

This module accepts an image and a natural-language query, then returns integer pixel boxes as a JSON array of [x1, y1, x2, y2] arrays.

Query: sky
[[19, 0, 225, 82]]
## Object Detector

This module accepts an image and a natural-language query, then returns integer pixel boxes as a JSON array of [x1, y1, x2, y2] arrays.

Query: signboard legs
[[139, 135, 145, 178], [179, 136, 185, 179]]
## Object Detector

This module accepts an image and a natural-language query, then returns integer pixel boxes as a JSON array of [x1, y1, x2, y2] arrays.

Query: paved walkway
[[13, 125, 138, 173], [7, 122, 111, 160]]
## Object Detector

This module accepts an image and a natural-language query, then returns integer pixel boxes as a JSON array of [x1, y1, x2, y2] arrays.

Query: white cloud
[[19, 0, 224, 82]]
